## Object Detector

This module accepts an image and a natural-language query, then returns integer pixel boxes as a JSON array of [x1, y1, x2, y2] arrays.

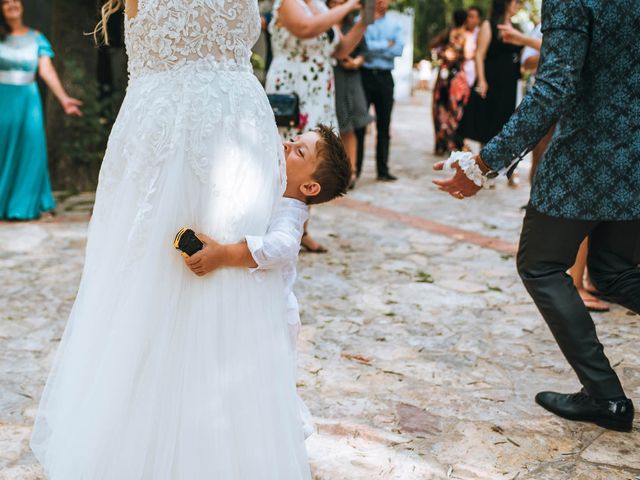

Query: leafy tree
[[391, 0, 540, 63]]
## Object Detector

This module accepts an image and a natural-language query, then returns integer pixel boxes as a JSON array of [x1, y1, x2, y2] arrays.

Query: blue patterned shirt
[[480, 0, 640, 221]]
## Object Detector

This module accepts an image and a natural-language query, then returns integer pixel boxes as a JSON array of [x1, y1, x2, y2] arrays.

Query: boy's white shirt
[[245, 197, 310, 326]]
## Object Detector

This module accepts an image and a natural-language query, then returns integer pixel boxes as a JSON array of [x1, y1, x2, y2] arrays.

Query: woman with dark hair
[[431, 9, 473, 154], [0, 0, 81, 220], [327, 0, 373, 188], [458, 0, 521, 148]]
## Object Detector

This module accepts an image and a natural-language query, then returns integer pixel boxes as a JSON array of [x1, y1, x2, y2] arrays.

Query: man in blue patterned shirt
[[435, 0, 638, 432]]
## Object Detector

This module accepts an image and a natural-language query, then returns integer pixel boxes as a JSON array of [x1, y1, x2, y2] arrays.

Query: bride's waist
[[128, 56, 254, 83]]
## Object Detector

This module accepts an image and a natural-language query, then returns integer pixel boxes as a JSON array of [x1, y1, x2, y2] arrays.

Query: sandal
[[301, 232, 328, 254]]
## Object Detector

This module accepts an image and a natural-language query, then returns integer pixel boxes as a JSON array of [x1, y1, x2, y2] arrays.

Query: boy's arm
[[245, 229, 301, 271], [184, 235, 257, 277], [185, 225, 303, 277]]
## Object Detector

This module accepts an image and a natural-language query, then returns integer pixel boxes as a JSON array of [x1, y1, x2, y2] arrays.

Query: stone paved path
[[1, 91, 639, 480]]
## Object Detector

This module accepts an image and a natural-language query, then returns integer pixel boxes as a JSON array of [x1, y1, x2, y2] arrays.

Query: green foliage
[[251, 52, 266, 72], [57, 57, 123, 186], [390, 0, 539, 63]]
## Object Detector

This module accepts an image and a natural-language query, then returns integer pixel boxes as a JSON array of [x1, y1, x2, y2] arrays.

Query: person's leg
[[570, 239, 610, 312], [569, 239, 588, 289], [357, 69, 375, 178], [355, 127, 366, 177], [587, 220, 640, 313], [301, 218, 327, 254], [373, 72, 395, 178], [341, 129, 357, 187], [517, 207, 625, 399]]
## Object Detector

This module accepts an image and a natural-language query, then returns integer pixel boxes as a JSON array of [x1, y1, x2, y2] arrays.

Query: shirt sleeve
[[36, 33, 55, 59], [365, 21, 404, 57], [388, 24, 404, 57], [364, 35, 390, 53], [245, 205, 306, 271], [479, 0, 590, 171]]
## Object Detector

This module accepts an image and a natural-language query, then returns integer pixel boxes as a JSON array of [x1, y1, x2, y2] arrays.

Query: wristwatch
[[477, 155, 499, 179], [483, 169, 499, 179]]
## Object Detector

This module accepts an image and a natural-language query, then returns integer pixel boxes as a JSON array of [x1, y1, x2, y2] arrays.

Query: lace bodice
[[124, 0, 261, 79]]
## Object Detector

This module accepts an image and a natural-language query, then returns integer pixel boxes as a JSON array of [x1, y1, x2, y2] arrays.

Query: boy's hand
[[184, 233, 225, 277]]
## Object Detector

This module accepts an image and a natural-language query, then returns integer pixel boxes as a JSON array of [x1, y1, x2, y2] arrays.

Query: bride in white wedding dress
[[30, 1, 311, 478]]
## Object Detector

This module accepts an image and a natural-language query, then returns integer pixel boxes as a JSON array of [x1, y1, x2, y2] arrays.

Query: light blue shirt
[[363, 15, 404, 70]]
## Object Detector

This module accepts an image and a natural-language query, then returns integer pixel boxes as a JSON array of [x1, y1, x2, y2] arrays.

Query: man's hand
[[432, 156, 484, 199], [184, 233, 225, 277]]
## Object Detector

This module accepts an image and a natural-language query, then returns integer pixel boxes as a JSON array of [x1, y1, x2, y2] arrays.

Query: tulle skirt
[[30, 63, 311, 479]]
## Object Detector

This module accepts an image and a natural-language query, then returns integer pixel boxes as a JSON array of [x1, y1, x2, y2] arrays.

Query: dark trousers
[[517, 207, 640, 399], [356, 68, 395, 177]]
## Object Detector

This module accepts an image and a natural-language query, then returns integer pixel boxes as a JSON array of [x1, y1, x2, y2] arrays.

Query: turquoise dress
[[0, 30, 56, 220]]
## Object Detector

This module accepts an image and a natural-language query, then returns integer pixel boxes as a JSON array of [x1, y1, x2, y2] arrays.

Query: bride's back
[[124, 0, 261, 79]]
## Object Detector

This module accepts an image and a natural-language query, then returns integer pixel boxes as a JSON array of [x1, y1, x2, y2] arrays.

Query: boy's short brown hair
[[307, 124, 352, 205]]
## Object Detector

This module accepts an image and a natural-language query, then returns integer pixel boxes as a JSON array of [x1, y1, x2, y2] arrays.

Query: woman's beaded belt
[[0, 70, 36, 85]]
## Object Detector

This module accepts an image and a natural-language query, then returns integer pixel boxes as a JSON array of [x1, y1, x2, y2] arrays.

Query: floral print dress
[[432, 30, 471, 154], [266, 0, 340, 140]]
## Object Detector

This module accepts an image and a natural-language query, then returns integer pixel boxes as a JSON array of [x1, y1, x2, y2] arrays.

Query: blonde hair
[[94, 0, 124, 45]]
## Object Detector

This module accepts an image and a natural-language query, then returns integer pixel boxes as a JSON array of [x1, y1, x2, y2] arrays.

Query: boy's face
[[283, 131, 322, 199]]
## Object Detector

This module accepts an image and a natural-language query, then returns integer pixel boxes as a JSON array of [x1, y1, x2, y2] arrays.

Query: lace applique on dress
[[94, 0, 282, 255], [124, 0, 261, 79]]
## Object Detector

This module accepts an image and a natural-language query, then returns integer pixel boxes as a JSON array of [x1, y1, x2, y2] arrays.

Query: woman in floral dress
[[431, 9, 472, 155], [266, 0, 363, 252]]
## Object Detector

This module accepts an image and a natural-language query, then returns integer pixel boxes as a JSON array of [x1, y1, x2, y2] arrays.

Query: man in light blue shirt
[[356, 0, 404, 181]]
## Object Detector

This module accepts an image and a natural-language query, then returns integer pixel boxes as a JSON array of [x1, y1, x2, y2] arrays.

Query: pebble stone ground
[[1, 91, 639, 480]]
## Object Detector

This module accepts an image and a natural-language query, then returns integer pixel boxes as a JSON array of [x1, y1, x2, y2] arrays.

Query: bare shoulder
[[125, 0, 139, 20]]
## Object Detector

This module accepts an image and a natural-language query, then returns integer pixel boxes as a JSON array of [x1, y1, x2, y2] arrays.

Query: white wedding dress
[[30, 1, 311, 478]]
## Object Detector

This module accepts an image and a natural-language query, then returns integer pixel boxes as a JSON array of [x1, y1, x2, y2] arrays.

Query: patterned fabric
[[266, 0, 340, 139], [432, 33, 470, 154], [481, 0, 640, 221]]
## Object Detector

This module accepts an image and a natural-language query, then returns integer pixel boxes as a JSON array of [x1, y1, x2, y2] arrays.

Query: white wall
[[389, 9, 415, 101]]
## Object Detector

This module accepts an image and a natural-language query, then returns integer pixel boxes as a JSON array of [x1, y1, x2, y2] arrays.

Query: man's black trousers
[[517, 207, 640, 400], [356, 68, 395, 177]]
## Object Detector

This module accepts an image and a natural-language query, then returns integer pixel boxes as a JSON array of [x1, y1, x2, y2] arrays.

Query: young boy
[[184, 124, 352, 437]]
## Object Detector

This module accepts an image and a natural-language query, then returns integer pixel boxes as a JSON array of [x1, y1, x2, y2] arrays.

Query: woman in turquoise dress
[[0, 0, 81, 220]]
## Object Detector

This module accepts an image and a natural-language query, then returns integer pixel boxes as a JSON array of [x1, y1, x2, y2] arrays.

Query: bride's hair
[[94, 0, 124, 45]]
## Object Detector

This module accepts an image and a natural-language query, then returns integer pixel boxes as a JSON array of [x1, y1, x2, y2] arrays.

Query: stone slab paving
[[1, 91, 638, 479]]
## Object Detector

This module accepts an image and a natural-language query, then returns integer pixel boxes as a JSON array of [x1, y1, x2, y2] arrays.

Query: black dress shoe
[[377, 173, 398, 182], [535, 390, 634, 432]]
